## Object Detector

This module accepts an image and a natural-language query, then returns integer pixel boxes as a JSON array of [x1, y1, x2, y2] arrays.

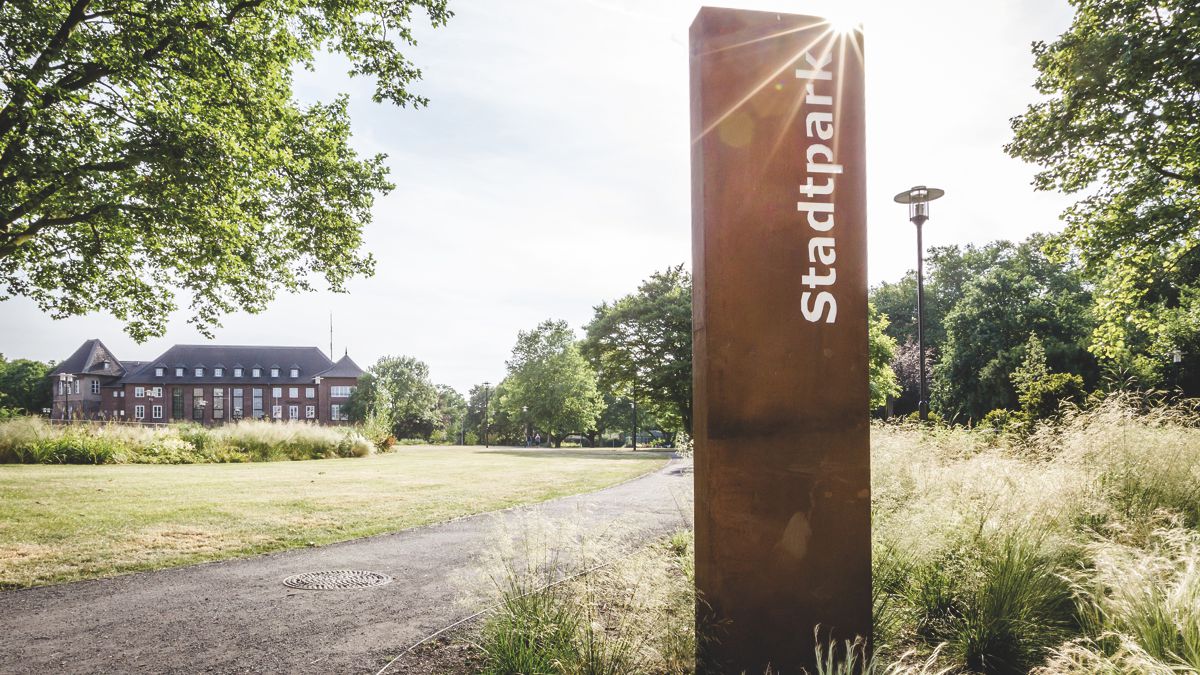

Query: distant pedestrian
[[534, 432, 542, 447]]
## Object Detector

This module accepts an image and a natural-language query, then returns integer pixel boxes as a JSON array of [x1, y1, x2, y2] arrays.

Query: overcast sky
[[0, 0, 1078, 394]]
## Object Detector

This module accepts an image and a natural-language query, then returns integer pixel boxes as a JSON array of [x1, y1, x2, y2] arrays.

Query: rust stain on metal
[[690, 7, 871, 673]]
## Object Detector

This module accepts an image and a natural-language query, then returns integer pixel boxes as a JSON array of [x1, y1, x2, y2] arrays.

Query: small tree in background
[[0, 356, 52, 414], [1011, 333, 1085, 423], [347, 355, 440, 440]]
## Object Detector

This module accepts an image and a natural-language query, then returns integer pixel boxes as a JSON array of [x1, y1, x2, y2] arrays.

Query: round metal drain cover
[[283, 569, 393, 590]]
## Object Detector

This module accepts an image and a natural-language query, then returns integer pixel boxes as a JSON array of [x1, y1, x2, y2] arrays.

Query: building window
[[113, 391, 120, 398], [252, 388, 264, 419], [151, 386, 162, 398], [252, 367, 262, 378], [233, 367, 243, 377], [290, 368, 299, 378], [272, 405, 282, 420], [73, 380, 80, 395], [135, 386, 145, 398], [155, 367, 164, 377], [213, 388, 224, 420], [270, 367, 280, 378], [134, 405, 145, 420], [232, 389, 244, 419], [272, 387, 282, 398], [330, 385, 355, 398], [193, 388, 205, 420], [288, 387, 298, 398], [172, 388, 184, 419], [152, 405, 163, 419], [330, 404, 347, 421], [306, 387, 315, 399], [305, 405, 316, 420], [288, 405, 298, 420], [214, 367, 224, 377], [176, 367, 184, 377], [90, 380, 100, 395], [194, 367, 204, 377]]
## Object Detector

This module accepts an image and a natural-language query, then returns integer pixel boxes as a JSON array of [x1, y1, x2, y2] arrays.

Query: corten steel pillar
[[690, 8, 870, 673]]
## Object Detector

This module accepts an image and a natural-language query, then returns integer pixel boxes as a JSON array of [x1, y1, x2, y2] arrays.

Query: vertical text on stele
[[796, 50, 841, 324]]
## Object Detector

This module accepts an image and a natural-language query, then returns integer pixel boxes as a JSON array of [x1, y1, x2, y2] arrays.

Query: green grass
[[0, 445, 668, 588]]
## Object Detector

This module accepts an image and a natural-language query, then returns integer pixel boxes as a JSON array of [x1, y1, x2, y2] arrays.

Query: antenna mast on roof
[[329, 311, 334, 360]]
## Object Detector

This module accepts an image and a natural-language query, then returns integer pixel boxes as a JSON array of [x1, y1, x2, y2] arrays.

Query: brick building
[[49, 339, 363, 426]]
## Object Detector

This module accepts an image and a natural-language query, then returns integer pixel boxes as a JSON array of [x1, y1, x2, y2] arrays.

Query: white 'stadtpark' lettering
[[797, 50, 841, 324]]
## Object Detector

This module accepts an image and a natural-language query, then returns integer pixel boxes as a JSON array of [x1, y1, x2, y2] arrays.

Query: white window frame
[[214, 367, 224, 377], [194, 367, 204, 377], [305, 405, 316, 419], [252, 367, 262, 377], [288, 387, 298, 398], [272, 405, 282, 419], [113, 390, 120, 398], [272, 387, 282, 398], [91, 379, 100, 394], [288, 404, 299, 420], [135, 386, 145, 398], [134, 404, 145, 420], [152, 405, 163, 419], [73, 380, 80, 395], [175, 367, 184, 377], [155, 367, 164, 377], [290, 368, 299, 378], [330, 404, 346, 421], [305, 387, 315, 399], [233, 367, 243, 377], [153, 386, 162, 398], [270, 367, 280, 378], [330, 385, 355, 398]]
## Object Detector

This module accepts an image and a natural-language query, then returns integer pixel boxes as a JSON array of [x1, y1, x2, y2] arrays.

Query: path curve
[[0, 457, 693, 674]]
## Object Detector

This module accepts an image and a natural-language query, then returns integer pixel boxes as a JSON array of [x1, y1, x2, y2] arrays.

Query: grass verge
[[0, 446, 669, 588]]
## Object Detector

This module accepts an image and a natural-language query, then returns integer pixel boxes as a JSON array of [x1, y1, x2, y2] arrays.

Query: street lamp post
[[522, 405, 530, 447], [894, 185, 945, 422], [630, 400, 637, 451], [482, 381, 490, 448], [58, 373, 75, 422]]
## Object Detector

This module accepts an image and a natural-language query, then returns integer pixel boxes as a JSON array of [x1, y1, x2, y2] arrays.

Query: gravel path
[[0, 457, 693, 674]]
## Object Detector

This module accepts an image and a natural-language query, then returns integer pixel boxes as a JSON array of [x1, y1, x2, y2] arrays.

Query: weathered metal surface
[[282, 570, 394, 591], [690, 8, 870, 673]]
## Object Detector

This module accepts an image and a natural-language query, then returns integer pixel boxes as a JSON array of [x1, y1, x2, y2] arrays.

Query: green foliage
[[0, 0, 451, 339], [1006, 0, 1200, 368], [870, 304, 902, 409], [582, 265, 693, 434], [1011, 333, 1087, 422], [346, 355, 441, 440], [931, 236, 1096, 423], [0, 417, 372, 464], [503, 319, 604, 447], [0, 356, 52, 414]]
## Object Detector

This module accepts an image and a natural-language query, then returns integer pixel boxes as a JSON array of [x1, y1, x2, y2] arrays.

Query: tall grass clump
[[0, 417, 373, 464], [473, 515, 695, 675]]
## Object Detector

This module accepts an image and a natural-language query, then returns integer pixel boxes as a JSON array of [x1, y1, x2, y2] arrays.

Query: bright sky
[[0, 0, 1077, 394]]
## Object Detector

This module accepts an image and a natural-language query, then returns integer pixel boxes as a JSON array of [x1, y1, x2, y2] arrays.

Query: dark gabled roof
[[317, 353, 364, 379], [50, 339, 126, 378], [120, 345, 336, 384]]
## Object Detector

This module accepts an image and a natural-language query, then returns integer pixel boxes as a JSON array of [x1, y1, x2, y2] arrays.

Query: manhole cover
[[283, 570, 394, 590]]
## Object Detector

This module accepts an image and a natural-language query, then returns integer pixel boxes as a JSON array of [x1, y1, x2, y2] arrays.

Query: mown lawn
[[0, 446, 669, 588]]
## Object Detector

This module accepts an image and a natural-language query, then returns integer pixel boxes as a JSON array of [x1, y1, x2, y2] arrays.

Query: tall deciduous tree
[[0, 1, 451, 339], [0, 356, 52, 413], [347, 355, 440, 439], [503, 319, 603, 448], [582, 265, 692, 434], [931, 236, 1097, 422], [1007, 0, 1200, 366]]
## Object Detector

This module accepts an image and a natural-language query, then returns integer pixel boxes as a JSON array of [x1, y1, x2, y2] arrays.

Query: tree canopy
[[1007, 0, 1200, 368], [503, 319, 603, 447], [346, 354, 441, 439], [0, 0, 451, 340], [930, 236, 1096, 422], [581, 265, 692, 434], [0, 356, 52, 413]]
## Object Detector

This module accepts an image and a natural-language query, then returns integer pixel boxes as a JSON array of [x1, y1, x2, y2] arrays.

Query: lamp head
[[894, 185, 945, 226]]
